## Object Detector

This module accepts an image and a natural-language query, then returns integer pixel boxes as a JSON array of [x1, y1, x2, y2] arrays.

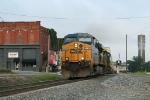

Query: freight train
[[61, 33, 114, 78]]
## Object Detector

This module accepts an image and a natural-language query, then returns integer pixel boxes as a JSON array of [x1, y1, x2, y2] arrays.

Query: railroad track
[[0, 74, 116, 97], [131, 75, 150, 85]]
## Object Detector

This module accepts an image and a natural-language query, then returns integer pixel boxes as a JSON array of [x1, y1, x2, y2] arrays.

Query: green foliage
[[128, 56, 150, 72], [0, 74, 60, 87], [145, 61, 150, 72], [132, 71, 148, 75], [128, 61, 137, 72], [57, 38, 64, 50], [29, 74, 59, 82], [49, 29, 58, 50]]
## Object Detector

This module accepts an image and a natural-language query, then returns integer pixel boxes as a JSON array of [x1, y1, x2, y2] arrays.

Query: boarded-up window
[[30, 33, 34, 43], [5, 31, 10, 44], [17, 31, 22, 44], [18, 36, 22, 43]]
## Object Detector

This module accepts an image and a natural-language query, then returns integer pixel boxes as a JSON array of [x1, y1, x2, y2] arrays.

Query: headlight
[[62, 48, 68, 50], [81, 57, 84, 60], [85, 47, 91, 50], [66, 57, 69, 60], [75, 43, 78, 47]]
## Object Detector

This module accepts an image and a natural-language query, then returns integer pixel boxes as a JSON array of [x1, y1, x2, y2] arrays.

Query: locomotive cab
[[61, 33, 109, 78]]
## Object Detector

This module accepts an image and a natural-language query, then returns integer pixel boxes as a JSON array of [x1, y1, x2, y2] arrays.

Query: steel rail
[[0, 74, 116, 97]]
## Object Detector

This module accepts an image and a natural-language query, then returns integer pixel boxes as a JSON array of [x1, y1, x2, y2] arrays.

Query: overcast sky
[[0, 0, 150, 62]]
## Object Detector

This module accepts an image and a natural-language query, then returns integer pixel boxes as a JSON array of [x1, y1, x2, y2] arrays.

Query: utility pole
[[126, 34, 127, 73], [46, 35, 50, 73], [117, 53, 120, 74]]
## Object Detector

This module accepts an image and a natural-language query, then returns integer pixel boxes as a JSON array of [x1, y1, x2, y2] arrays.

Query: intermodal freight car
[[61, 33, 114, 78]]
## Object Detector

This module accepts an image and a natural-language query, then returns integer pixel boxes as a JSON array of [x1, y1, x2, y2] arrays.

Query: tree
[[128, 56, 145, 72], [49, 29, 58, 51], [145, 61, 150, 72], [57, 38, 64, 51]]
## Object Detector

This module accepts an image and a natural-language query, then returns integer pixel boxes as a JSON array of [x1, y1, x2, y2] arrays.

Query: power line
[[128, 37, 137, 43], [100, 36, 126, 42], [117, 16, 150, 20], [0, 12, 68, 19], [102, 22, 150, 41], [1, 11, 150, 38], [1, 11, 150, 20], [0, 17, 12, 28], [128, 23, 150, 36], [128, 36, 150, 50], [1, 11, 150, 43], [0, 17, 4, 21]]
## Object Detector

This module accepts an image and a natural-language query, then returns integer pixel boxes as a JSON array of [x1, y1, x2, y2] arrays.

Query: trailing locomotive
[[61, 33, 113, 78]]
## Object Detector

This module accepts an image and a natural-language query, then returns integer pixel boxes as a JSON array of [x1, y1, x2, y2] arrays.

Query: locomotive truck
[[61, 33, 114, 78]]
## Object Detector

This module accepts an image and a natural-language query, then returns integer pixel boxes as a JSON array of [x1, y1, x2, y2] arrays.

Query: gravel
[[0, 75, 30, 86], [1, 73, 150, 100]]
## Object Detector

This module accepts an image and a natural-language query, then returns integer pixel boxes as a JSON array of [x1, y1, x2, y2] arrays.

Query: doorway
[[7, 62, 11, 69], [13, 58, 20, 70], [15, 62, 19, 70]]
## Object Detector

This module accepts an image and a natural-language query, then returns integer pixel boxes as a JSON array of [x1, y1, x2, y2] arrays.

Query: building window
[[18, 36, 22, 42], [23, 62, 36, 67], [30, 33, 34, 43]]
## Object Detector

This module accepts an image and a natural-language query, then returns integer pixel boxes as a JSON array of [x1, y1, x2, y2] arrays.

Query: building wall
[[0, 49, 4, 67], [0, 21, 40, 45], [0, 45, 40, 71], [113, 62, 129, 71], [0, 21, 51, 71], [40, 26, 50, 69]]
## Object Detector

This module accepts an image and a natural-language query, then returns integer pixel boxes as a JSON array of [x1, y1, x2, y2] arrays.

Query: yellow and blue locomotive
[[61, 33, 113, 78]]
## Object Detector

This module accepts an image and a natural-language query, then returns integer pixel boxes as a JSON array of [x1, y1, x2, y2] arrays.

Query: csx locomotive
[[61, 33, 113, 78]]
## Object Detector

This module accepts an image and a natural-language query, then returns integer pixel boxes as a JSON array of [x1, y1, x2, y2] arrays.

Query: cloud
[[1, 0, 150, 62]]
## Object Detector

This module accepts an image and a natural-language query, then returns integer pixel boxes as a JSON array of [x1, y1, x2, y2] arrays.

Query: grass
[[0, 72, 16, 74], [0, 73, 60, 87], [0, 68, 15, 74], [131, 71, 150, 76], [28, 74, 60, 83]]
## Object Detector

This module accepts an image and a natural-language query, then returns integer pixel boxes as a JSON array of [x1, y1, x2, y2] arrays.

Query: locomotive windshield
[[64, 38, 78, 44], [79, 38, 91, 44], [79, 38, 91, 42], [63, 37, 92, 45]]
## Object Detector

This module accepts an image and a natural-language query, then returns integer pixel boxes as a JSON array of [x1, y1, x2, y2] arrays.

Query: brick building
[[0, 21, 50, 71]]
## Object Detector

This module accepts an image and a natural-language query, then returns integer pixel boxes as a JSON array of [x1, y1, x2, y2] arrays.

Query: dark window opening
[[22, 62, 36, 67], [22, 59, 36, 67]]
